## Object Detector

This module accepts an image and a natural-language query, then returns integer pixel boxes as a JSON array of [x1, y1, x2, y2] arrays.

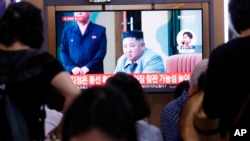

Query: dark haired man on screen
[[177, 31, 195, 54], [60, 12, 107, 74], [114, 30, 165, 73]]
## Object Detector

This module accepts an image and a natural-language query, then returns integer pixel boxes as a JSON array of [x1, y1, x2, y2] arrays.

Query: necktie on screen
[[129, 63, 137, 73]]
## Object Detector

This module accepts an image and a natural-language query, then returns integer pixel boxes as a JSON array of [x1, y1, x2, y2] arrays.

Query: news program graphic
[[70, 72, 191, 91], [176, 29, 196, 54], [55, 9, 203, 92]]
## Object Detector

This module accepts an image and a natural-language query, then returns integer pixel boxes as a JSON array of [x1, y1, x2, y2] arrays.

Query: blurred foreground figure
[[203, 0, 250, 140], [62, 86, 138, 141], [106, 72, 163, 141], [0, 2, 80, 140]]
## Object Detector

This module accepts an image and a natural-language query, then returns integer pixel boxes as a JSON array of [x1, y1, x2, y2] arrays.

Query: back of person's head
[[62, 86, 138, 141], [188, 59, 208, 95], [229, 0, 250, 34], [174, 80, 190, 99], [0, 1, 43, 48], [105, 72, 150, 120], [122, 30, 144, 41]]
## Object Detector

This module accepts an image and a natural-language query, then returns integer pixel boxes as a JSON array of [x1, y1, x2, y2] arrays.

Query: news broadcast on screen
[[55, 9, 203, 92]]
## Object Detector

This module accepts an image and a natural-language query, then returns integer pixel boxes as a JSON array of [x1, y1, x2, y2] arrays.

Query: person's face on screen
[[74, 12, 91, 24], [123, 37, 145, 62], [182, 34, 192, 46], [70, 128, 120, 141]]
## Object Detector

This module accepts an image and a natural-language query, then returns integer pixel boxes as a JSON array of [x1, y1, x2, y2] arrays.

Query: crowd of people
[[0, 0, 249, 141]]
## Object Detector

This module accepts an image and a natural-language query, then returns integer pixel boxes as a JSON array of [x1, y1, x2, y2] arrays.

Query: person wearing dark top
[[161, 80, 190, 141], [202, 0, 250, 139], [0, 2, 80, 140], [60, 12, 107, 74], [161, 59, 208, 141]]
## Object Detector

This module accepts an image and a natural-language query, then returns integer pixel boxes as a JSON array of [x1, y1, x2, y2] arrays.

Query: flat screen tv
[[46, 3, 209, 93]]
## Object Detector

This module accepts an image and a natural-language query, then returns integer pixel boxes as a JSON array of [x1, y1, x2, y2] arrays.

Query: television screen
[[55, 9, 203, 92]]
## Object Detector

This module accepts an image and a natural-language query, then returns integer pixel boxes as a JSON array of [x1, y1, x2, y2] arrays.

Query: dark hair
[[229, 0, 250, 34], [183, 31, 193, 39], [105, 72, 150, 120], [197, 71, 206, 91], [174, 80, 190, 99], [62, 86, 137, 141], [0, 1, 43, 48], [122, 30, 144, 41]]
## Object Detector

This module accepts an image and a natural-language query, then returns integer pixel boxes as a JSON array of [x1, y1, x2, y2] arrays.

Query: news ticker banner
[[70, 72, 192, 87], [62, 16, 86, 21]]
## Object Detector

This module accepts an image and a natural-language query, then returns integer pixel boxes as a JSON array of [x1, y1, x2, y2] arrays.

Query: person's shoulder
[[210, 37, 249, 59], [117, 54, 126, 61], [34, 49, 52, 57], [163, 99, 178, 112], [214, 37, 250, 52], [137, 121, 162, 134], [89, 22, 106, 30], [162, 93, 188, 114], [28, 49, 56, 63], [147, 124, 162, 136], [136, 121, 164, 141], [148, 123, 162, 133], [141, 48, 163, 63], [63, 24, 77, 32], [144, 48, 161, 56]]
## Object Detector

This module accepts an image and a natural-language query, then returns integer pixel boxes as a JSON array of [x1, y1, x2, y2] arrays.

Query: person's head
[[122, 30, 145, 62], [74, 12, 91, 24], [182, 32, 193, 46], [62, 86, 137, 141], [105, 72, 150, 120], [188, 59, 208, 96], [0, 1, 43, 48], [229, 0, 250, 35], [174, 80, 190, 99]]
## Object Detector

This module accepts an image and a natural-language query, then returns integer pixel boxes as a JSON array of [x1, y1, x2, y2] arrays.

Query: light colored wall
[[141, 11, 170, 69], [24, 0, 43, 10], [95, 12, 116, 73], [180, 10, 202, 45], [213, 0, 225, 47]]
